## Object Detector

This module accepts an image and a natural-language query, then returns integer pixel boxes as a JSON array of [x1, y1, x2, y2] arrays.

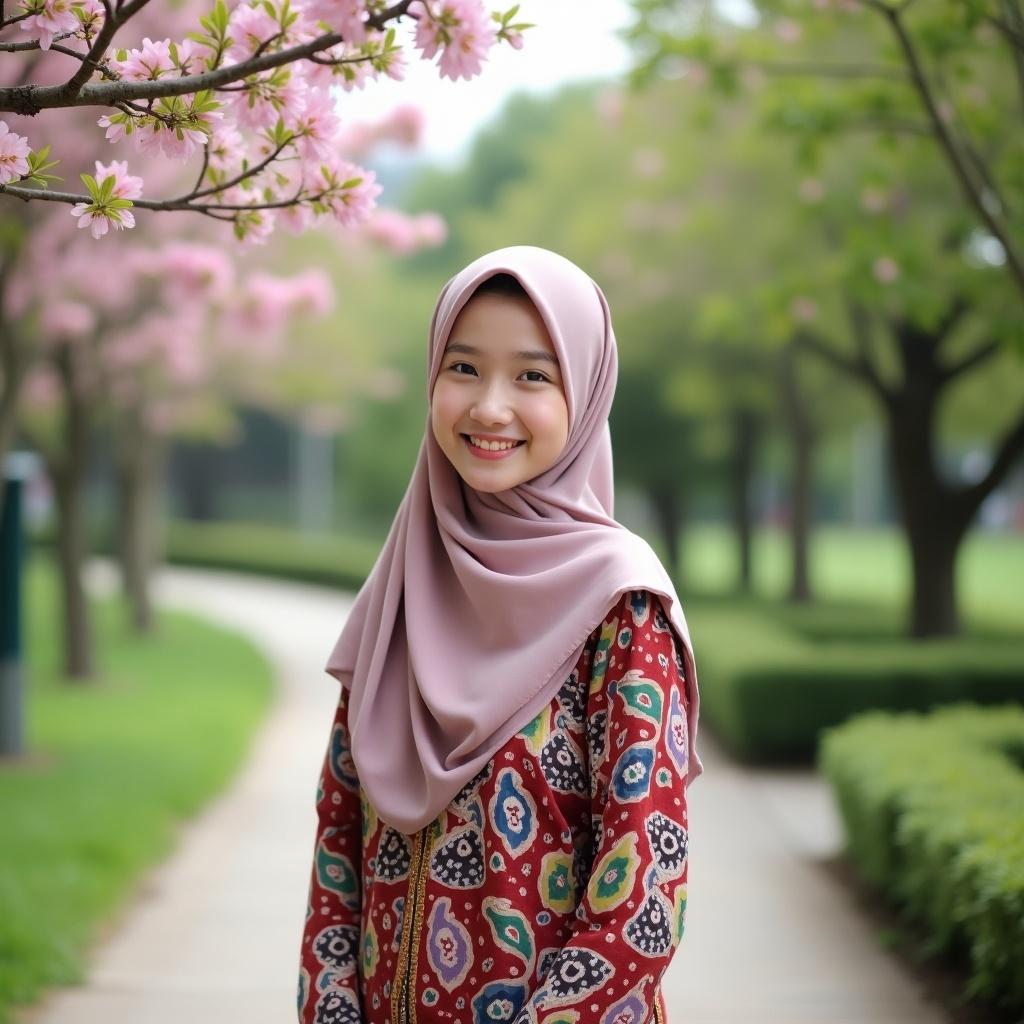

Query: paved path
[[18, 565, 950, 1024]]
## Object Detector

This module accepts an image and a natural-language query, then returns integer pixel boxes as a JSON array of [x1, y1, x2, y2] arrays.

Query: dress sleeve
[[518, 589, 691, 1024], [296, 684, 365, 1024]]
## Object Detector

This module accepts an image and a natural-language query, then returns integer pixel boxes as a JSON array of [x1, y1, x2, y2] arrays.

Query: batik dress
[[298, 588, 693, 1024]]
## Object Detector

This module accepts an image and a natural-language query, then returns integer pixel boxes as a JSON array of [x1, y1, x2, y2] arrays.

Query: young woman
[[297, 245, 703, 1024]]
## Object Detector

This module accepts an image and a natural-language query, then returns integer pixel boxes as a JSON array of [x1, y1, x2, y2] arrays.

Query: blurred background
[[1, 0, 1023, 1022]]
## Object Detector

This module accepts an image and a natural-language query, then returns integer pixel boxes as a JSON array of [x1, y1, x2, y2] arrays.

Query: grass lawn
[[0, 557, 274, 1024], [675, 522, 1024, 630]]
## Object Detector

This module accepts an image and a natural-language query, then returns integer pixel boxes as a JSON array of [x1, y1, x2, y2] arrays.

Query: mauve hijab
[[325, 245, 703, 834]]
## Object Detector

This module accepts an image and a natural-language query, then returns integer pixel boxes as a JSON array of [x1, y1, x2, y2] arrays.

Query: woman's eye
[[521, 370, 549, 383], [449, 362, 474, 375]]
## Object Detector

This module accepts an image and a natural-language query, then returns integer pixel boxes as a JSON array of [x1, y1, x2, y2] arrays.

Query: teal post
[[1, 452, 31, 757]]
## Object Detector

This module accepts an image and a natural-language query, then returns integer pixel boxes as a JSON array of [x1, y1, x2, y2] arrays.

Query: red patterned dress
[[297, 588, 693, 1024]]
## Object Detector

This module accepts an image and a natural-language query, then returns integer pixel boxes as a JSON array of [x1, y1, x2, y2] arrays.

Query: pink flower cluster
[[19, 0, 87, 51], [0, 121, 31, 185], [413, 0, 497, 81], [70, 159, 144, 239], [11, 0, 527, 242]]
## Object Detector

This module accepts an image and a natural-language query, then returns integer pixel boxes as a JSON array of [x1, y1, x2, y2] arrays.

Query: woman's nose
[[470, 381, 513, 422]]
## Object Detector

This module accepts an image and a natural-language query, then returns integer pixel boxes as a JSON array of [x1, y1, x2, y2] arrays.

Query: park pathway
[[18, 564, 950, 1024]]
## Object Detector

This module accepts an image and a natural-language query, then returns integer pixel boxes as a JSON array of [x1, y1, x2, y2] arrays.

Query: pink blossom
[[135, 104, 223, 161], [226, 4, 283, 62], [304, 0, 370, 44], [207, 123, 246, 169], [237, 208, 278, 247], [310, 157, 381, 226], [70, 203, 136, 239], [172, 38, 205, 75], [873, 256, 900, 284], [775, 19, 802, 44], [156, 242, 235, 304], [19, 0, 79, 51], [112, 37, 175, 80], [93, 158, 144, 199], [362, 209, 446, 254], [0, 120, 31, 184], [293, 89, 343, 161], [414, 0, 497, 81], [278, 200, 317, 235], [413, 211, 447, 247], [97, 113, 127, 144], [226, 69, 307, 132], [362, 208, 420, 253], [42, 300, 95, 339], [285, 268, 335, 316], [382, 104, 424, 147]]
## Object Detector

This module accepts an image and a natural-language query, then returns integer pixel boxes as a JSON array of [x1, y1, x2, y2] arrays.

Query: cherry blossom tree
[[0, 0, 529, 240]]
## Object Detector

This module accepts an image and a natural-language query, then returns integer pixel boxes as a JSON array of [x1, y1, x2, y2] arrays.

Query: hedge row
[[162, 520, 379, 592], [688, 599, 1024, 762], [819, 704, 1024, 1013]]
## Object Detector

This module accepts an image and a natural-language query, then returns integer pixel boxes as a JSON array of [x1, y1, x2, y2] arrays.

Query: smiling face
[[431, 288, 570, 493]]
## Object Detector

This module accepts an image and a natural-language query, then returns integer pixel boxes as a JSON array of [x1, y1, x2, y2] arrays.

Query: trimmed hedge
[[819, 704, 1024, 1014], [688, 598, 1024, 762], [162, 520, 382, 590]]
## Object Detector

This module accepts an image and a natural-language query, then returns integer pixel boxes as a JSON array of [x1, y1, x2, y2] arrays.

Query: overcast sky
[[339, 0, 637, 165]]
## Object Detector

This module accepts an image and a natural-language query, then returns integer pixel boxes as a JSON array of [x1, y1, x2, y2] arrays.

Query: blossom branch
[[0, 0, 415, 114], [0, 179, 330, 214], [174, 137, 291, 202]]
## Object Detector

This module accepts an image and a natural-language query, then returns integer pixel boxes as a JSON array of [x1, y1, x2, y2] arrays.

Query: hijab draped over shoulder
[[325, 245, 703, 834]]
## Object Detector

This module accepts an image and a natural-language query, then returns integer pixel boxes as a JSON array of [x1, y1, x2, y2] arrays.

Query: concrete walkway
[[18, 565, 951, 1024]]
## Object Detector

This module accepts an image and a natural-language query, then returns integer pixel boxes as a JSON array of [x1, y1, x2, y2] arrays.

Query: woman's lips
[[462, 434, 525, 460]]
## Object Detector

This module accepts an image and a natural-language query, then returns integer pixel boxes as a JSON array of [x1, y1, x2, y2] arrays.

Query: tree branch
[[872, 3, 1024, 301], [959, 403, 1024, 511], [58, 0, 147, 100], [999, 0, 1024, 115], [0, 0, 414, 114], [0, 180, 330, 215], [794, 326, 892, 404], [173, 137, 292, 202], [0, 32, 78, 51], [937, 339, 1001, 383]]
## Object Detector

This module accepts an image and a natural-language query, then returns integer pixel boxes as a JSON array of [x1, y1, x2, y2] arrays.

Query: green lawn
[[0, 558, 274, 1023], [675, 523, 1024, 630]]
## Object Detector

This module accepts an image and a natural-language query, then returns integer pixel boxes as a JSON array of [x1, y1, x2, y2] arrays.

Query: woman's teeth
[[467, 435, 523, 451]]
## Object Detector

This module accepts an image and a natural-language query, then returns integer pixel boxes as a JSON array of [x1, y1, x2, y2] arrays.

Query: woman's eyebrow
[[445, 341, 559, 365]]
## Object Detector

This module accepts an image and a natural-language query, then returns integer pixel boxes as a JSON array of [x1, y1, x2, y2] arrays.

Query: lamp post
[[1, 451, 37, 758]]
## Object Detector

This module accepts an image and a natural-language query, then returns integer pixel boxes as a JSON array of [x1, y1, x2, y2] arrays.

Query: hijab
[[325, 245, 703, 834]]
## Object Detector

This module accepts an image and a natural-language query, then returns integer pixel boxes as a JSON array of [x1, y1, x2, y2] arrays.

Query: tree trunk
[[50, 347, 94, 680], [885, 395, 972, 638], [730, 407, 758, 593], [884, 323, 975, 637], [779, 342, 815, 603], [801, 304, 1024, 639], [115, 428, 166, 633], [647, 481, 687, 583]]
